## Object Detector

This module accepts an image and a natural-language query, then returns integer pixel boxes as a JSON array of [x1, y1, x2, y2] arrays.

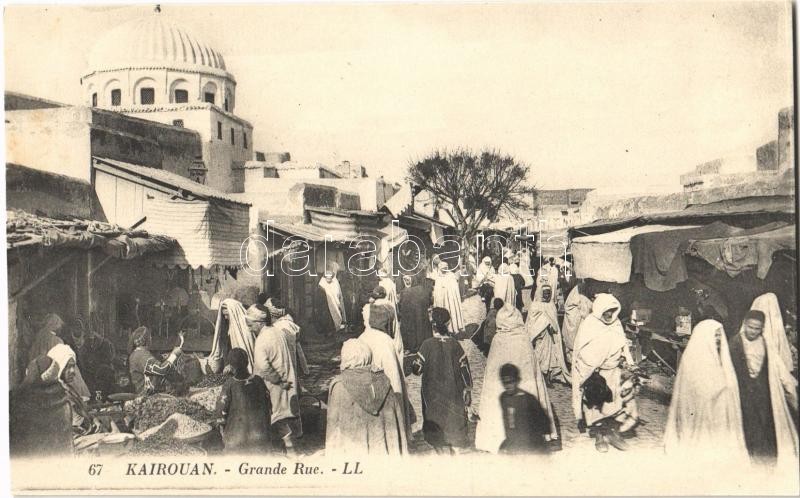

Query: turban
[[266, 299, 287, 320], [482, 256, 492, 264], [46, 344, 76, 382], [368, 303, 394, 332], [245, 304, 269, 323], [438, 261, 449, 270], [130, 326, 150, 348], [340, 339, 372, 370], [744, 309, 766, 323]]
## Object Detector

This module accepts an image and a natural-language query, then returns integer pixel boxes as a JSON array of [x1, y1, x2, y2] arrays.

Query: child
[[498, 363, 550, 454], [216, 348, 272, 454]]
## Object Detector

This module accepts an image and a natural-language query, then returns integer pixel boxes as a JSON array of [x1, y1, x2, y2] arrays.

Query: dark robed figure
[[398, 276, 434, 353]]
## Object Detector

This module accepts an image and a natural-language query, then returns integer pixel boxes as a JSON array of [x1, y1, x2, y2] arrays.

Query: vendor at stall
[[128, 326, 184, 396]]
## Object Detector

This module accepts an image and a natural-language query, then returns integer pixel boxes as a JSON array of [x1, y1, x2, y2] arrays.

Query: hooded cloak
[[664, 320, 748, 459], [526, 295, 571, 384], [326, 339, 408, 456], [475, 304, 557, 453], [571, 294, 634, 424], [207, 299, 257, 374]]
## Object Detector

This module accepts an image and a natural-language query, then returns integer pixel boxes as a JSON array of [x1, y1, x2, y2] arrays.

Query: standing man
[[728, 309, 798, 466], [318, 269, 347, 335], [411, 308, 472, 455], [433, 262, 465, 335], [249, 304, 301, 456], [398, 275, 433, 353]]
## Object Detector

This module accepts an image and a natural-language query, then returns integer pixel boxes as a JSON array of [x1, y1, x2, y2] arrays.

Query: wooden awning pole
[[11, 254, 75, 300]]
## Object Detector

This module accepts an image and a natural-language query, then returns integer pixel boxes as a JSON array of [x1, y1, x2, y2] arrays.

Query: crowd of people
[[10, 247, 799, 466]]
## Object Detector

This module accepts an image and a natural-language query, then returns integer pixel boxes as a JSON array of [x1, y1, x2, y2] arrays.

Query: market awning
[[141, 198, 250, 269], [571, 195, 795, 237], [6, 210, 176, 259], [571, 224, 702, 283], [629, 221, 745, 291], [686, 223, 794, 279]]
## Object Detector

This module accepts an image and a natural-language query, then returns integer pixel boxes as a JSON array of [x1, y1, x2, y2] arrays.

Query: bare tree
[[407, 148, 535, 265]]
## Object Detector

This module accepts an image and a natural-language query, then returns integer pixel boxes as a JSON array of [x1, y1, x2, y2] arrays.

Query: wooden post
[[11, 254, 75, 300]]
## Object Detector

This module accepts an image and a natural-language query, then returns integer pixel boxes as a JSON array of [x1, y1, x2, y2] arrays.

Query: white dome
[[87, 14, 227, 75]]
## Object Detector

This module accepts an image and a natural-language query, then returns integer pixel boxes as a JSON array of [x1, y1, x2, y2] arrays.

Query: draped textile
[[433, 272, 465, 334], [475, 305, 557, 453], [533, 265, 559, 303], [729, 331, 799, 468], [398, 284, 433, 352], [253, 322, 299, 425], [571, 294, 633, 424], [664, 320, 748, 459], [207, 299, 256, 374], [562, 285, 593, 353], [749, 293, 793, 373], [379, 277, 403, 354], [319, 276, 347, 330], [359, 328, 411, 437], [526, 300, 570, 384], [493, 273, 516, 309], [326, 339, 408, 456]]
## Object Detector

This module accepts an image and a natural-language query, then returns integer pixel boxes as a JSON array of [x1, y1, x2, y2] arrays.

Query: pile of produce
[[194, 373, 228, 389], [128, 395, 216, 432], [130, 418, 205, 456], [189, 386, 222, 412]]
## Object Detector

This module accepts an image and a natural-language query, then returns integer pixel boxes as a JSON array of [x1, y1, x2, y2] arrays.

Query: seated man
[[127, 326, 185, 396]]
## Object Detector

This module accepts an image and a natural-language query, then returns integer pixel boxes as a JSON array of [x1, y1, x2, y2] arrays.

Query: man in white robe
[[473, 256, 496, 289], [493, 258, 516, 309], [527, 285, 570, 385], [432, 262, 465, 334], [318, 270, 347, 332]]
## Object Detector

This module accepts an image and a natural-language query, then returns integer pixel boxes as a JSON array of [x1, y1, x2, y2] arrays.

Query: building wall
[[579, 169, 795, 223], [82, 68, 237, 113], [6, 103, 204, 186], [6, 107, 94, 182], [681, 107, 794, 192], [6, 163, 100, 219], [119, 107, 253, 192]]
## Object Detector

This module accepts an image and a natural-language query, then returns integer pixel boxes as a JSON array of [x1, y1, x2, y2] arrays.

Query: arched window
[[92, 93, 98, 107], [104, 79, 122, 106], [169, 79, 190, 104], [202, 81, 218, 105], [133, 77, 158, 105], [225, 89, 234, 112]]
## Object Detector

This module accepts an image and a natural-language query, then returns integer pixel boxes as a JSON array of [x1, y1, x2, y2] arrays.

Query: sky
[[4, 2, 794, 191]]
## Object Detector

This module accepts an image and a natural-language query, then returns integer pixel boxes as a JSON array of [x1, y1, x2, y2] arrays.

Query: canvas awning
[[141, 198, 250, 268], [571, 224, 702, 283], [686, 223, 794, 279], [571, 195, 795, 237]]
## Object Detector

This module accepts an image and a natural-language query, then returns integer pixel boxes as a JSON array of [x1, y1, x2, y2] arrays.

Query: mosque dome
[[87, 13, 227, 75]]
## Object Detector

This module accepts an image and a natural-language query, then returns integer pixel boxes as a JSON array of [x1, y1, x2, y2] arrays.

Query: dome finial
[[154, 4, 161, 13]]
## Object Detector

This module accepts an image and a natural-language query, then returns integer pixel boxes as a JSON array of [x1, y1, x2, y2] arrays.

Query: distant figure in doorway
[[318, 269, 348, 335]]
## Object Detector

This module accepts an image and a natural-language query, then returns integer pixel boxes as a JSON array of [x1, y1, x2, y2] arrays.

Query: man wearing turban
[[127, 326, 184, 396]]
